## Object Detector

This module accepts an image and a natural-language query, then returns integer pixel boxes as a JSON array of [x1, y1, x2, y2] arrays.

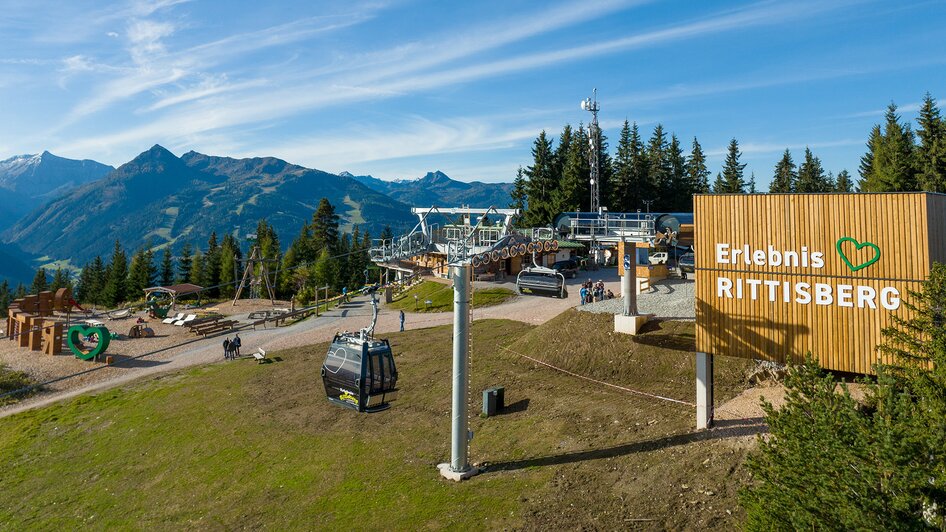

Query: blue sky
[[1, 0, 944, 189]]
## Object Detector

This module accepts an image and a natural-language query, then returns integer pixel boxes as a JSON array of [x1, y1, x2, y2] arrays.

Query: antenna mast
[[582, 88, 601, 214]]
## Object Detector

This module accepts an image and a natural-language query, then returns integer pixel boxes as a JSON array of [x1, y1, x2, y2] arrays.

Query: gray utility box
[[482, 386, 505, 417]]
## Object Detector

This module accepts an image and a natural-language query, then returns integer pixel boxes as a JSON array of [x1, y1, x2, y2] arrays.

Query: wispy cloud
[[72, 0, 848, 152], [141, 77, 270, 112], [706, 138, 864, 157], [840, 102, 922, 119]]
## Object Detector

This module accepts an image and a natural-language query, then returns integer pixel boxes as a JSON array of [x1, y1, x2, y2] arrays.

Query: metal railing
[[562, 213, 655, 243]]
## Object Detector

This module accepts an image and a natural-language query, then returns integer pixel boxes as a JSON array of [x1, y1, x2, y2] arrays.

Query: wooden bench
[[188, 318, 238, 337], [252, 348, 267, 364]]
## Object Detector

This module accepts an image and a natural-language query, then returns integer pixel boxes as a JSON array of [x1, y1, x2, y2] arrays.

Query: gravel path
[[0, 272, 626, 418], [577, 278, 696, 320]]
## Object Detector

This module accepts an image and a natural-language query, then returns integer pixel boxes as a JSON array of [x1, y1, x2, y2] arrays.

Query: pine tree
[[554, 125, 590, 213], [668, 134, 687, 209], [78, 256, 107, 305], [189, 251, 205, 291], [916, 92, 946, 192], [348, 226, 370, 288], [554, 124, 573, 186], [743, 265, 946, 529], [13, 283, 26, 300], [858, 124, 881, 189], [796, 147, 832, 192], [335, 233, 352, 292], [860, 103, 918, 191], [50, 268, 70, 291], [770, 149, 797, 193], [256, 220, 281, 262], [524, 131, 557, 226], [719, 139, 747, 193], [218, 234, 241, 298], [509, 166, 528, 217], [748, 172, 757, 194], [177, 242, 193, 284], [310, 247, 339, 292], [145, 249, 156, 289], [0, 280, 9, 315], [103, 240, 128, 306], [31, 267, 49, 294], [646, 125, 672, 209], [160, 248, 174, 286], [595, 129, 614, 210], [611, 120, 634, 212], [711, 172, 725, 194], [629, 123, 651, 207], [835, 169, 854, 192], [311, 198, 340, 254], [127, 249, 152, 299], [685, 137, 710, 195], [202, 232, 221, 296], [76, 261, 95, 304]]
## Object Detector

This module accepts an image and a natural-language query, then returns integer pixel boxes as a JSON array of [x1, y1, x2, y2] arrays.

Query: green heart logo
[[836, 237, 881, 272], [67, 325, 111, 361]]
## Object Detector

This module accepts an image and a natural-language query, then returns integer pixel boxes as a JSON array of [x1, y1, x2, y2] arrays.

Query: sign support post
[[696, 352, 714, 429], [615, 242, 647, 335]]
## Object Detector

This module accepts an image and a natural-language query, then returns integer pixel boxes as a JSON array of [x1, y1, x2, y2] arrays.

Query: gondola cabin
[[321, 333, 398, 412], [516, 267, 568, 298]]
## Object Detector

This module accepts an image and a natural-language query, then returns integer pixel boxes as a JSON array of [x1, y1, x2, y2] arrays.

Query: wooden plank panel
[[694, 193, 936, 374]]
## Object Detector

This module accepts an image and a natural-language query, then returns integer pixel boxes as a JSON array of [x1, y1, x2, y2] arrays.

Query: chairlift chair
[[320, 274, 398, 412], [516, 267, 568, 299]]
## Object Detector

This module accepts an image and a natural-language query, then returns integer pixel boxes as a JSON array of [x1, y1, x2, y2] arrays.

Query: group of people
[[578, 279, 614, 305], [222, 334, 242, 360]]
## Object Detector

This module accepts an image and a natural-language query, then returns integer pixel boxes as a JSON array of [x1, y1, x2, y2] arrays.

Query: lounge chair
[[174, 314, 197, 326], [162, 313, 185, 324], [108, 308, 132, 320]]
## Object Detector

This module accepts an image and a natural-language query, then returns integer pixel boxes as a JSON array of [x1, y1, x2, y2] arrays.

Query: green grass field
[[0, 365, 32, 407], [0, 313, 757, 529], [387, 280, 515, 313]]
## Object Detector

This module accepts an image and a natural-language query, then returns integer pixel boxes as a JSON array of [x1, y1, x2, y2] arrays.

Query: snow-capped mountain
[[0, 151, 113, 230]]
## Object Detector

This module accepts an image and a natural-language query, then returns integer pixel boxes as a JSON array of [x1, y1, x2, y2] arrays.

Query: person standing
[[223, 337, 231, 360], [579, 285, 588, 305], [233, 334, 242, 357], [399, 310, 405, 331], [342, 286, 348, 303]]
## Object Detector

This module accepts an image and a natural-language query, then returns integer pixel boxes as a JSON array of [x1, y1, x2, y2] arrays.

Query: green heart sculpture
[[836, 237, 881, 272], [67, 325, 111, 361]]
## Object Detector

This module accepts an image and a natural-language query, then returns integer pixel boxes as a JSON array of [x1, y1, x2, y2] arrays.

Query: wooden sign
[[695, 193, 946, 374]]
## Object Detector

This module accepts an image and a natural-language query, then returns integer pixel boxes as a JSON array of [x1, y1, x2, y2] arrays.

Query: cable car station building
[[694, 192, 946, 428]]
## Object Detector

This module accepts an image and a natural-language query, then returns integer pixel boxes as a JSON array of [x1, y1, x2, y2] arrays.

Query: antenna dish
[[580, 100, 587, 110]]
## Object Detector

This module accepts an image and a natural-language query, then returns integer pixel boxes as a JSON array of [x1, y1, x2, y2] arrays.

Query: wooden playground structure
[[5, 287, 83, 356]]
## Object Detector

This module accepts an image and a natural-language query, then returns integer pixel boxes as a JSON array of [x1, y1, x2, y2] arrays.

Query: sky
[[1, 0, 945, 190]]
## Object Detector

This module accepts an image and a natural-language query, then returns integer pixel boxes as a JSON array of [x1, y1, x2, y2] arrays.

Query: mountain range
[[0, 151, 113, 230], [0, 146, 513, 274], [345, 170, 514, 209]]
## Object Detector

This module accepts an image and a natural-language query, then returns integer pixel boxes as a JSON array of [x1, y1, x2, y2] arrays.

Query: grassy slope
[[0, 365, 32, 406], [0, 313, 758, 529], [387, 280, 515, 313]]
